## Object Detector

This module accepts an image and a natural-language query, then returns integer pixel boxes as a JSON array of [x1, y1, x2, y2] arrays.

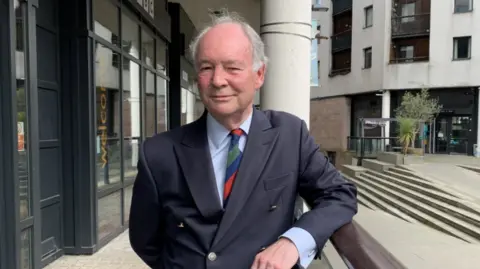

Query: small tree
[[395, 88, 442, 147]]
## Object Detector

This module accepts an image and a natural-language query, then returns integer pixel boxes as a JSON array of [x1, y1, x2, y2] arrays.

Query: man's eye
[[227, 67, 240, 71], [200, 66, 212, 71]]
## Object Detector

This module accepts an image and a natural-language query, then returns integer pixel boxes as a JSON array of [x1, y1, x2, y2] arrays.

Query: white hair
[[189, 10, 268, 72]]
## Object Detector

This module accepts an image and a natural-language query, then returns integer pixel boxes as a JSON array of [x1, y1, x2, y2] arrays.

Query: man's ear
[[254, 64, 266, 89]]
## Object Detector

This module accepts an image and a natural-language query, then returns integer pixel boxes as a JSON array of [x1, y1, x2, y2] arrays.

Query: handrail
[[330, 221, 408, 269]]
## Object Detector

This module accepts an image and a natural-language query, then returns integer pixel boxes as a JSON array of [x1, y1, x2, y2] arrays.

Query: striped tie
[[223, 128, 244, 207]]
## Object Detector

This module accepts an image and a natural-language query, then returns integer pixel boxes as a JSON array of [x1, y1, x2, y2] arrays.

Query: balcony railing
[[331, 29, 352, 52], [347, 136, 402, 158], [391, 14, 430, 38], [332, 0, 353, 15], [390, 56, 429, 64]]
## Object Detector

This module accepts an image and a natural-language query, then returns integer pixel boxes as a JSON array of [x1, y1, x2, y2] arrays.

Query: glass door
[[434, 116, 471, 155], [450, 116, 471, 154]]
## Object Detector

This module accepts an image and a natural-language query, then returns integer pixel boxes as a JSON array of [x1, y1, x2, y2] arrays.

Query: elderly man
[[129, 13, 357, 269]]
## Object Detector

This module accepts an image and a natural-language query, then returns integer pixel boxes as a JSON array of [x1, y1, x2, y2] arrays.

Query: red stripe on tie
[[231, 129, 243, 136], [223, 171, 237, 200]]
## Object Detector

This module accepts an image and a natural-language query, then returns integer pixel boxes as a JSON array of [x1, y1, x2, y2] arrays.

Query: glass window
[[145, 70, 155, 137], [364, 6, 373, 28], [95, 43, 122, 188], [400, 45, 414, 60], [455, 0, 473, 13], [142, 29, 155, 68], [181, 88, 202, 125], [122, 57, 141, 182], [401, 3, 415, 23], [453, 36, 471, 60], [123, 185, 133, 223], [156, 76, 168, 132], [364, 47, 372, 69], [20, 229, 32, 269], [93, 0, 119, 45], [98, 191, 122, 241], [121, 13, 140, 59], [156, 39, 168, 74], [15, 2, 30, 221]]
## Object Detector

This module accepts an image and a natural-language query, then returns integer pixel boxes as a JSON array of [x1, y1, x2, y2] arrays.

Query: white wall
[[314, 0, 480, 99], [313, 0, 387, 98], [384, 0, 480, 89]]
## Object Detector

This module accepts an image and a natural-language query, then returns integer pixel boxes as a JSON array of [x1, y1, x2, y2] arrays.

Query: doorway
[[37, 0, 65, 264], [434, 115, 471, 155]]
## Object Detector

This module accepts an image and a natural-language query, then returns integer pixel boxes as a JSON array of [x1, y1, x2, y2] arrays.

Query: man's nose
[[211, 66, 228, 88]]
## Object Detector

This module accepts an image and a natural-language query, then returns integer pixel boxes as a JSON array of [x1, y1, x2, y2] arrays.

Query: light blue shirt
[[206, 113, 317, 268]]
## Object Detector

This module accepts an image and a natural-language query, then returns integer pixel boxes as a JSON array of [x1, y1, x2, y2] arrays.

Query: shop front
[[0, 0, 172, 268]]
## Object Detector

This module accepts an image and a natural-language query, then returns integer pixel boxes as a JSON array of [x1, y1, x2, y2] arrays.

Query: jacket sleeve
[[129, 141, 164, 268], [293, 120, 358, 252]]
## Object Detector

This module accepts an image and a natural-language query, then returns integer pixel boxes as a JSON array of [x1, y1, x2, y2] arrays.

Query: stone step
[[363, 170, 480, 228], [389, 166, 428, 180], [341, 165, 367, 178], [364, 170, 463, 207], [350, 175, 479, 243], [362, 159, 394, 173], [394, 166, 480, 203], [384, 170, 458, 198], [343, 174, 416, 223], [458, 164, 480, 174], [355, 173, 480, 243]]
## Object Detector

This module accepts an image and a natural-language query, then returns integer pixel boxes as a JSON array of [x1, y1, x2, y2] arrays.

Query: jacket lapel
[[213, 109, 279, 247], [174, 114, 223, 220]]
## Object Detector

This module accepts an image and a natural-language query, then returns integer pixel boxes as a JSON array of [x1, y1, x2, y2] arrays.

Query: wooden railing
[[328, 221, 408, 269]]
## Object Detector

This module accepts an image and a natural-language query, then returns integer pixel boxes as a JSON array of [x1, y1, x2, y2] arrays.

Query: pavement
[[44, 230, 328, 269], [44, 231, 148, 269]]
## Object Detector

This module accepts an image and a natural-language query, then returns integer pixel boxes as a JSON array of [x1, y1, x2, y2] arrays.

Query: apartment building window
[[400, 45, 414, 60], [364, 47, 372, 68], [455, 0, 473, 13], [364, 6, 373, 28], [401, 3, 416, 23], [453, 36, 471, 60]]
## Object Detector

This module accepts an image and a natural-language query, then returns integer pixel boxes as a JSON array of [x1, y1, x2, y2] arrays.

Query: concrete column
[[260, 0, 312, 127], [260, 0, 312, 215], [476, 88, 480, 156], [382, 90, 391, 145], [186, 89, 196, 123], [129, 47, 141, 168]]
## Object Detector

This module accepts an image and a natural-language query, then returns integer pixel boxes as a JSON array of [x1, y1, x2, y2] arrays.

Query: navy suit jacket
[[129, 109, 358, 269]]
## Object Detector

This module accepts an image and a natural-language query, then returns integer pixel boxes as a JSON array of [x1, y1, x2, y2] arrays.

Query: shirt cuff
[[281, 227, 317, 269]]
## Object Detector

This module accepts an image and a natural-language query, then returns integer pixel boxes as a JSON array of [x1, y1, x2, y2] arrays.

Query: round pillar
[[382, 90, 391, 145], [260, 0, 312, 127]]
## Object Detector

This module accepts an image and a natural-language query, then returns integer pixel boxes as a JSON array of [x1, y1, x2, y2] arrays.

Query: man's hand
[[251, 238, 299, 269]]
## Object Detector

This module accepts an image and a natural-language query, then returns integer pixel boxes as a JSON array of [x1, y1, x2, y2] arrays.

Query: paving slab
[[355, 206, 480, 269], [44, 230, 329, 269]]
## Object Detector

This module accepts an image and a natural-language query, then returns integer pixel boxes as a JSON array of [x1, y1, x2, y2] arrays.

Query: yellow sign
[[99, 87, 108, 168]]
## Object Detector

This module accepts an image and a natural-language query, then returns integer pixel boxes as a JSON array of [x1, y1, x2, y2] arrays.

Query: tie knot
[[230, 128, 244, 137]]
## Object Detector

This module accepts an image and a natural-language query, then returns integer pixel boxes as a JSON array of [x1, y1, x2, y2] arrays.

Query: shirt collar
[[206, 112, 252, 149]]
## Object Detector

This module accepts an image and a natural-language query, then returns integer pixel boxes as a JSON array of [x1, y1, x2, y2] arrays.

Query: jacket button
[[207, 252, 217, 261]]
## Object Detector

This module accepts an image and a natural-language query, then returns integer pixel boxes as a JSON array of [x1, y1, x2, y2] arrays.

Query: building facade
[[0, 0, 316, 268], [312, 0, 480, 162]]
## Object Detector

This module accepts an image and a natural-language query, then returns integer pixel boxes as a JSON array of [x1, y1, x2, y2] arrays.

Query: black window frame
[[363, 47, 372, 69], [453, 36, 472, 60], [454, 0, 473, 13], [364, 5, 373, 28]]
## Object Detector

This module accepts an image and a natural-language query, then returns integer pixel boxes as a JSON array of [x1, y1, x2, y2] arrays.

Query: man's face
[[195, 23, 265, 117]]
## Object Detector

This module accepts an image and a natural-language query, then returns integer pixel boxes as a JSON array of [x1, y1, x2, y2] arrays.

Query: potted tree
[[395, 88, 442, 155]]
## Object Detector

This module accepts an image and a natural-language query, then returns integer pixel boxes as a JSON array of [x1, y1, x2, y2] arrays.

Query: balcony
[[332, 0, 352, 15], [391, 14, 430, 38], [331, 29, 352, 53]]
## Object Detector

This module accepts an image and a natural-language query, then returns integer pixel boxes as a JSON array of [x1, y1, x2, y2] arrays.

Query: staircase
[[342, 159, 480, 244]]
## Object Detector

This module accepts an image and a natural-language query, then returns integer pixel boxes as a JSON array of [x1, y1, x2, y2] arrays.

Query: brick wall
[[310, 96, 351, 167]]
